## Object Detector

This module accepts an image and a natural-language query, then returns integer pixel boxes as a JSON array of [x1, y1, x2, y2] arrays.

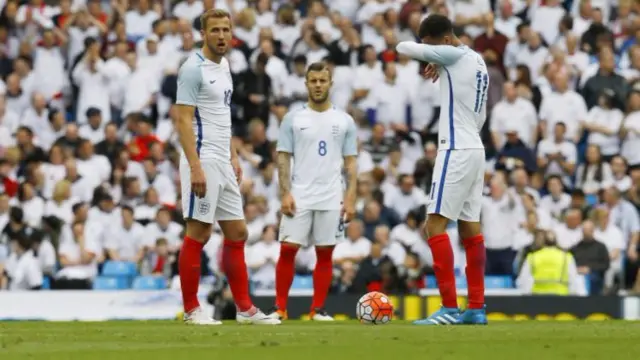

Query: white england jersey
[[396, 42, 487, 151], [277, 106, 358, 210], [175, 51, 234, 163]]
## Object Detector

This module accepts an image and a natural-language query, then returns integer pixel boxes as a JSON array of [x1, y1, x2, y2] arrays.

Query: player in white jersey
[[174, 9, 278, 326], [396, 14, 488, 326], [266, 62, 359, 321]]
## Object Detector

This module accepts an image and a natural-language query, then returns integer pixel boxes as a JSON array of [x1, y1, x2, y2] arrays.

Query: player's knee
[[185, 220, 213, 243], [424, 214, 448, 239], [458, 220, 481, 240]]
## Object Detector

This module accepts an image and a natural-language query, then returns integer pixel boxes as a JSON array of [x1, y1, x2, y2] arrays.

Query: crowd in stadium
[[0, 0, 640, 296]]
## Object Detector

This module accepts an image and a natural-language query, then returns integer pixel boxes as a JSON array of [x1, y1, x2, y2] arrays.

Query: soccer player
[[174, 9, 279, 325], [396, 14, 488, 325], [267, 62, 358, 321]]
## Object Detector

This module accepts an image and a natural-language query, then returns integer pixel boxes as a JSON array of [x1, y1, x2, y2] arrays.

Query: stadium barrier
[[0, 290, 638, 321]]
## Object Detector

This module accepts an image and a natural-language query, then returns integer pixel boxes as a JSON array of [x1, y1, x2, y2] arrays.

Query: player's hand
[[231, 157, 243, 184], [190, 164, 207, 198], [281, 193, 296, 217], [342, 202, 356, 223], [423, 64, 440, 83]]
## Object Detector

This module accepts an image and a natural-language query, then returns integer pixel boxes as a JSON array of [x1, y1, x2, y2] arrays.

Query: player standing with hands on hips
[[396, 14, 489, 325], [174, 9, 279, 325], [266, 62, 359, 321]]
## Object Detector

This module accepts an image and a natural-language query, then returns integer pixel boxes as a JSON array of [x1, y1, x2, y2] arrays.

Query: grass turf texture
[[1, 321, 640, 359]]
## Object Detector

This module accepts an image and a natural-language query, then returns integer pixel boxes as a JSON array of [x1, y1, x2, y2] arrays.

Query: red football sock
[[275, 243, 298, 310], [463, 234, 486, 309], [222, 239, 253, 312], [427, 233, 458, 308], [179, 236, 204, 313], [311, 246, 334, 310]]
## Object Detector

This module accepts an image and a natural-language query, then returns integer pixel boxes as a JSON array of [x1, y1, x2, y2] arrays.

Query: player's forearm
[[230, 138, 239, 161], [343, 156, 358, 203], [396, 42, 463, 66], [277, 152, 292, 195], [174, 113, 201, 168], [629, 233, 639, 251]]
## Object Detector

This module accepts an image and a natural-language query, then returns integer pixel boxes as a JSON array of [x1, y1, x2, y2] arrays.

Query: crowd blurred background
[[1, 0, 640, 297]]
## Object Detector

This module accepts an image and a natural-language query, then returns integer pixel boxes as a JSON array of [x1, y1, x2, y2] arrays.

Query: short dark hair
[[121, 205, 134, 215], [418, 14, 453, 39], [305, 61, 331, 79]]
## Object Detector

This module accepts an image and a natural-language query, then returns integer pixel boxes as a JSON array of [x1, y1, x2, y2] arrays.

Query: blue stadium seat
[[132, 276, 167, 290], [425, 275, 437, 288], [101, 261, 138, 277], [93, 276, 129, 290], [291, 275, 313, 289], [41, 277, 51, 290], [455, 276, 467, 289], [485, 276, 514, 289]]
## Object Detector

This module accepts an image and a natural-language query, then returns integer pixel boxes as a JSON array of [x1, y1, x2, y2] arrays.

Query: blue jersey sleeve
[[396, 42, 466, 66], [276, 112, 294, 153], [342, 116, 358, 157], [176, 59, 202, 106]]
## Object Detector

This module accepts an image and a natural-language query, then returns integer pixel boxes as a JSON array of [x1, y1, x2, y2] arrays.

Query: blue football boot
[[460, 306, 488, 325], [413, 306, 461, 325]]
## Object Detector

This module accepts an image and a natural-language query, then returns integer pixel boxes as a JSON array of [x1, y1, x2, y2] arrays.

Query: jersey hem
[[175, 101, 197, 106]]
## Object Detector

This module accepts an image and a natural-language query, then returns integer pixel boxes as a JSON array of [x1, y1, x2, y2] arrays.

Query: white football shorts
[[180, 158, 244, 224], [427, 148, 485, 222], [278, 209, 345, 247]]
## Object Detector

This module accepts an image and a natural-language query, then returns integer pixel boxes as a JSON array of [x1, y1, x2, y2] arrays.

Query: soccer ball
[[356, 291, 394, 324]]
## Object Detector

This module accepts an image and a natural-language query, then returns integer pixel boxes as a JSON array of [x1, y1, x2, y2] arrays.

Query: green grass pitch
[[1, 321, 640, 360]]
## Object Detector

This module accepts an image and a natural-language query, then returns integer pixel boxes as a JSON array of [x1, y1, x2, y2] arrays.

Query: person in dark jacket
[[495, 130, 537, 173], [582, 47, 628, 109], [233, 52, 272, 137], [570, 220, 610, 295]]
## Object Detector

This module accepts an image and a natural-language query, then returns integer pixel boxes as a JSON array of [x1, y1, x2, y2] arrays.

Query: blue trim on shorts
[[444, 67, 455, 149], [188, 107, 204, 218], [435, 150, 452, 213]]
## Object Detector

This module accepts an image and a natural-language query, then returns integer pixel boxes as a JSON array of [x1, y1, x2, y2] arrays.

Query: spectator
[[539, 176, 572, 221], [490, 82, 537, 149], [105, 205, 145, 263], [246, 225, 279, 289], [333, 220, 371, 266], [494, 127, 537, 174], [581, 89, 623, 159], [537, 122, 578, 186], [553, 208, 584, 250], [54, 221, 101, 290], [516, 231, 586, 295], [610, 155, 632, 193], [482, 176, 518, 275], [383, 174, 426, 219], [5, 232, 42, 290], [362, 123, 395, 165], [540, 71, 588, 142], [592, 207, 625, 291], [575, 144, 613, 196], [570, 220, 610, 295], [582, 47, 628, 110]]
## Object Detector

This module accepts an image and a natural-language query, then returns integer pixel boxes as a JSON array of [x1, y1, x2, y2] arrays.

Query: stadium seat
[[41, 277, 51, 290], [291, 275, 313, 289], [132, 276, 167, 290], [485, 276, 514, 289], [93, 276, 130, 290], [455, 276, 467, 289], [101, 261, 138, 278], [425, 275, 437, 288]]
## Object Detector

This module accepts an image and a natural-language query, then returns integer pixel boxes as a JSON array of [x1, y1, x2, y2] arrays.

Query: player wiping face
[[395, 18, 487, 151], [395, 15, 488, 326]]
